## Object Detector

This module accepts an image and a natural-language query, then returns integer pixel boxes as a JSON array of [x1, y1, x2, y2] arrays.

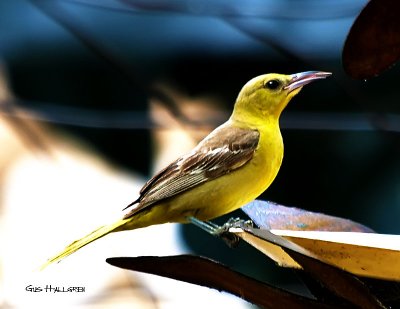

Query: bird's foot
[[188, 216, 253, 248]]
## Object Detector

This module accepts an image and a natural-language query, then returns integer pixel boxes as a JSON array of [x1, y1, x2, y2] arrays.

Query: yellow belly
[[162, 125, 283, 222], [122, 124, 283, 231]]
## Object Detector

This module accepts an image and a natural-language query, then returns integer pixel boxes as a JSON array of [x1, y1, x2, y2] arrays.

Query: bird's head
[[232, 71, 331, 124]]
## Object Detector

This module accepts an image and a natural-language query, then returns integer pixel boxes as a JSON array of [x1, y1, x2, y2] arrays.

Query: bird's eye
[[265, 79, 281, 90]]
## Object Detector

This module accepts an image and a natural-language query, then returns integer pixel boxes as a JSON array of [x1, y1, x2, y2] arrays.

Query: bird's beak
[[285, 71, 332, 92]]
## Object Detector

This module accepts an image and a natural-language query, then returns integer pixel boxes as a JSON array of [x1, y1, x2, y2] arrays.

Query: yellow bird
[[42, 71, 331, 268]]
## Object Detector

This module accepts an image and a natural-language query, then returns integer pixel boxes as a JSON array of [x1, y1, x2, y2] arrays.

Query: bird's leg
[[187, 216, 253, 248]]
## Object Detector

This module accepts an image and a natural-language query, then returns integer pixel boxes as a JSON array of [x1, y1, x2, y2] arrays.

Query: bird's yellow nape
[[232, 71, 331, 123]]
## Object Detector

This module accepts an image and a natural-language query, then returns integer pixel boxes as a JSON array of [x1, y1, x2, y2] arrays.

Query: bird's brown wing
[[123, 125, 260, 219]]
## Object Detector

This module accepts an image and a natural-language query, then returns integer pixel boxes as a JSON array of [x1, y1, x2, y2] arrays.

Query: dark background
[[1, 0, 399, 290]]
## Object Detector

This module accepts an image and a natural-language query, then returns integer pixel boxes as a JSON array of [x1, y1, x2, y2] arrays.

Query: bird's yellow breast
[[160, 122, 284, 222]]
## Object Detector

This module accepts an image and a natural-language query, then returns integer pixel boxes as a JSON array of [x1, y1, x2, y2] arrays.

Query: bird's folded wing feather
[[124, 125, 260, 218]]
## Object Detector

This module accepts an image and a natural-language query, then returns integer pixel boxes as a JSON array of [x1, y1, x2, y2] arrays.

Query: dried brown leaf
[[343, 0, 400, 79], [106, 255, 341, 309]]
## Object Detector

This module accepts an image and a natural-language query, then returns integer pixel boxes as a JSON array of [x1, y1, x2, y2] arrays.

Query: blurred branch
[[0, 65, 52, 154], [0, 104, 53, 154], [64, 0, 363, 20], [281, 111, 400, 133], [30, 0, 197, 127], [3, 101, 400, 133], [221, 17, 310, 67], [29, 0, 399, 136]]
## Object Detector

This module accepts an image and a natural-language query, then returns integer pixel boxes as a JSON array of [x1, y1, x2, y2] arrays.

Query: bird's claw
[[210, 217, 253, 235], [210, 218, 254, 248], [188, 216, 253, 248]]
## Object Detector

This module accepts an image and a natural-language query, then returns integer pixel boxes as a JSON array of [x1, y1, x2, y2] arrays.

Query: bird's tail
[[41, 218, 128, 270]]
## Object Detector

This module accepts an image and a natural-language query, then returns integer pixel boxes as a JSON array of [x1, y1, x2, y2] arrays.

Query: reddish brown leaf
[[343, 0, 400, 79], [106, 255, 341, 309]]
